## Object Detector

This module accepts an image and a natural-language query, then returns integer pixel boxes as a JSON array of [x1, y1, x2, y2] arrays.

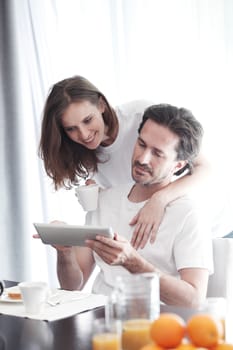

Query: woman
[[39, 75, 211, 249]]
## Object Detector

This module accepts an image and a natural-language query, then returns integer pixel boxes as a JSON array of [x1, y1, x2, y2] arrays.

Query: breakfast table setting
[[0, 282, 107, 321], [0, 279, 233, 350], [0, 280, 107, 350]]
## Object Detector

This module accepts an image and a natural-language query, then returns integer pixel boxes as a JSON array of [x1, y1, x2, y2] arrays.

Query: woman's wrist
[[151, 185, 171, 207]]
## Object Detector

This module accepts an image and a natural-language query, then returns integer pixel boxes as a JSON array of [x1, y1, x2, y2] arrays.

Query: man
[[56, 104, 213, 307]]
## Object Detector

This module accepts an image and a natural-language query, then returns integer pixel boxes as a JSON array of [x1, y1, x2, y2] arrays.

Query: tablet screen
[[33, 223, 114, 246]]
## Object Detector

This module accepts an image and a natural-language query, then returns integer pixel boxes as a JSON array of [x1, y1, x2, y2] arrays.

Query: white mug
[[75, 184, 99, 211], [19, 281, 48, 314]]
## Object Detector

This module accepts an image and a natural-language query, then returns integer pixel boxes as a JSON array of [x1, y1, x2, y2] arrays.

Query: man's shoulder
[[166, 195, 210, 231]]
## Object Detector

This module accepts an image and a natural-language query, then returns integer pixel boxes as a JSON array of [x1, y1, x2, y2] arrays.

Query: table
[[0, 281, 105, 350], [0, 305, 105, 350], [0, 281, 232, 349]]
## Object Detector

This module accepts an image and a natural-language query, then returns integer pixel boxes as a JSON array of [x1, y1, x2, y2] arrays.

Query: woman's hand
[[129, 193, 166, 249], [85, 179, 96, 185]]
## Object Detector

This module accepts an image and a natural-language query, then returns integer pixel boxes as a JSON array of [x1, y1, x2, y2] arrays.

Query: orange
[[186, 313, 223, 348], [150, 313, 186, 348], [175, 343, 197, 350], [139, 345, 163, 350]]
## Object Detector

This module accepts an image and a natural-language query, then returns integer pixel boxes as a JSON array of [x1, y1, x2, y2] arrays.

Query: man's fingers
[[86, 236, 116, 251], [87, 238, 121, 265]]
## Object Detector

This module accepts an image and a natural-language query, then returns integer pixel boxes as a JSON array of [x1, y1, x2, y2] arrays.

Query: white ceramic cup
[[75, 184, 99, 211], [18, 281, 48, 315]]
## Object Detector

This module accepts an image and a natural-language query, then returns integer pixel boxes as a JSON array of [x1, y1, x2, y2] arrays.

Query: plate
[[0, 286, 23, 303]]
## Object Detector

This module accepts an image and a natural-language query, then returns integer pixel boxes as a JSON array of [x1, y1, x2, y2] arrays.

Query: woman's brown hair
[[39, 76, 116, 189]]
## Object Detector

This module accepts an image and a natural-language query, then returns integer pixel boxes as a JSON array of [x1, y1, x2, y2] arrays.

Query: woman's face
[[61, 99, 108, 149]]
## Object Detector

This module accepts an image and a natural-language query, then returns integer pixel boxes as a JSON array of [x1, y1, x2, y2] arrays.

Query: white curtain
[[1, 0, 233, 285]]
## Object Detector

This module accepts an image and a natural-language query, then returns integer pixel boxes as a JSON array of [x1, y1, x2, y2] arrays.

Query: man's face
[[131, 119, 185, 186]]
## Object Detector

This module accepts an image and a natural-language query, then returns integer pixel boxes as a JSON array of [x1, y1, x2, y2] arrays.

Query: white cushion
[[207, 238, 233, 298]]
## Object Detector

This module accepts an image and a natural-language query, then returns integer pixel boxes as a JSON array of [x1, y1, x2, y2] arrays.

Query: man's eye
[[138, 141, 146, 148], [84, 116, 92, 124], [152, 150, 162, 158]]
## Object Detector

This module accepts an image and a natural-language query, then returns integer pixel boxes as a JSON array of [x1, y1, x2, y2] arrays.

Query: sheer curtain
[[0, 0, 233, 285]]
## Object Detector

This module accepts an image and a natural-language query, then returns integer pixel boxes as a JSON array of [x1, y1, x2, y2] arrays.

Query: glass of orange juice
[[111, 273, 160, 350], [92, 317, 122, 350], [122, 318, 152, 350]]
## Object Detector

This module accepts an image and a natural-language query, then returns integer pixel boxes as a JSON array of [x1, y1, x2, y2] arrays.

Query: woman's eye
[[65, 127, 75, 132]]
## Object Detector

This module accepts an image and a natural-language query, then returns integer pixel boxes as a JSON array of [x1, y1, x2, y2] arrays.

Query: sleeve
[[173, 208, 214, 274]]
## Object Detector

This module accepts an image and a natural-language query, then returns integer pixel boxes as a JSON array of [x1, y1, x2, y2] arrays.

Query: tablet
[[33, 223, 114, 246]]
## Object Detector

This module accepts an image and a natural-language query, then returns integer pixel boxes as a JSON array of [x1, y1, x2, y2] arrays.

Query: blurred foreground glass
[[92, 317, 122, 350], [200, 297, 226, 341], [112, 273, 160, 350]]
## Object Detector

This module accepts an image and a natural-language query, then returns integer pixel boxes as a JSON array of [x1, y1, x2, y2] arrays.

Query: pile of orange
[[140, 313, 233, 350]]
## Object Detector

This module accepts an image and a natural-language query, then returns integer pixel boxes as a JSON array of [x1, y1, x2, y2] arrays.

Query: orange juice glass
[[92, 333, 121, 350], [122, 319, 152, 350], [92, 318, 121, 350]]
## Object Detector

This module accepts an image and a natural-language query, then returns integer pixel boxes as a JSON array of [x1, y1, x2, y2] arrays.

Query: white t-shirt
[[86, 183, 213, 296], [93, 100, 152, 188]]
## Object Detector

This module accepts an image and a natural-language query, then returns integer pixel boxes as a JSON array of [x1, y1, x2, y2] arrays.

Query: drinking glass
[[112, 273, 160, 350], [92, 317, 122, 350], [200, 297, 226, 341]]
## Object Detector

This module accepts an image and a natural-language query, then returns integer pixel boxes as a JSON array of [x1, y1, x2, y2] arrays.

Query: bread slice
[[7, 286, 22, 300]]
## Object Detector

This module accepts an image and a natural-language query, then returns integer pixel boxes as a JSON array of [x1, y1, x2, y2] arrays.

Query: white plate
[[0, 286, 23, 303], [0, 294, 23, 303]]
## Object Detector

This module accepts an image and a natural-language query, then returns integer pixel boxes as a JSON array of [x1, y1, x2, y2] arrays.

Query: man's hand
[[85, 233, 155, 274], [33, 220, 72, 252], [130, 193, 166, 249], [85, 233, 135, 266]]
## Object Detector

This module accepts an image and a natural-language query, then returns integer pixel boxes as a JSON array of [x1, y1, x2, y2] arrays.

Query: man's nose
[[138, 149, 152, 164]]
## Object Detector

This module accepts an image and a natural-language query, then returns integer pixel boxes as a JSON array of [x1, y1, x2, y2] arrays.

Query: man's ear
[[174, 160, 187, 174]]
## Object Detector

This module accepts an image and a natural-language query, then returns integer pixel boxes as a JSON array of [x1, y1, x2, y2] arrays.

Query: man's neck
[[128, 182, 169, 203]]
